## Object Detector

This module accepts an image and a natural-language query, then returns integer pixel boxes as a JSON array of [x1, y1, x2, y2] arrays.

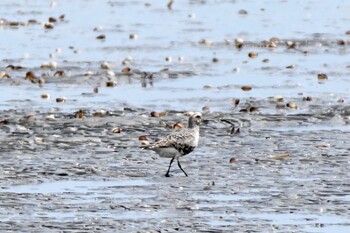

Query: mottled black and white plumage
[[143, 113, 202, 177]]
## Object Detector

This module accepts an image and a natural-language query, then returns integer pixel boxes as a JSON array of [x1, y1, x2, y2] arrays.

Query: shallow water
[[1, 0, 350, 232]]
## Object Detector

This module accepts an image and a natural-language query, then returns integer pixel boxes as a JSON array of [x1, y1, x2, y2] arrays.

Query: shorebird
[[143, 113, 202, 177]]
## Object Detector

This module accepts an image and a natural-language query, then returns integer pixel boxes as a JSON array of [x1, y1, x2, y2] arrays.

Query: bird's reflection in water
[[141, 72, 154, 88]]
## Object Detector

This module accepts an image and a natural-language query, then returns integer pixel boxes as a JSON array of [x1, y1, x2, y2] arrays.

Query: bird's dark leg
[[177, 158, 188, 177], [165, 157, 175, 177]]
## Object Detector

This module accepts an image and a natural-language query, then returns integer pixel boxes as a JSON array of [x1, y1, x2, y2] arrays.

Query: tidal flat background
[[0, 0, 350, 232]]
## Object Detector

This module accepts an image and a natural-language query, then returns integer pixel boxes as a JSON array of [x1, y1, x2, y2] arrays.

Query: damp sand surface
[[1, 1, 350, 232]]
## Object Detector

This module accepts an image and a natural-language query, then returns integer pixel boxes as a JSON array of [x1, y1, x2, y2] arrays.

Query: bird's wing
[[146, 129, 195, 149]]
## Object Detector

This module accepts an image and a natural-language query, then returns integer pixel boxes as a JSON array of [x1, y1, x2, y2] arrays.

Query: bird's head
[[188, 112, 202, 128]]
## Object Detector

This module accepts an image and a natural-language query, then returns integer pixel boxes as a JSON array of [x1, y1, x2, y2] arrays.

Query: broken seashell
[[41, 61, 57, 69], [286, 102, 297, 109], [198, 38, 214, 46], [43, 22, 54, 29], [0, 71, 10, 79], [269, 153, 289, 159], [235, 38, 244, 48], [45, 114, 56, 121], [317, 73, 328, 80], [53, 70, 65, 77], [112, 127, 121, 133], [106, 70, 115, 77], [101, 62, 111, 69]]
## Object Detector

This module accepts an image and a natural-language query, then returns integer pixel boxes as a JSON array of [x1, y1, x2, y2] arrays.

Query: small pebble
[[202, 106, 210, 112], [238, 9, 248, 15], [24, 115, 36, 121], [96, 34, 106, 40], [232, 98, 240, 106], [106, 81, 117, 87], [151, 111, 159, 117], [249, 107, 259, 113], [121, 67, 131, 73], [232, 67, 240, 73], [337, 39, 347, 45], [203, 85, 212, 89], [248, 52, 258, 58], [303, 96, 313, 101], [43, 22, 54, 29], [139, 136, 148, 141], [229, 157, 238, 163], [276, 103, 286, 109], [25, 71, 36, 82], [75, 110, 84, 119], [212, 57, 219, 63], [241, 85, 252, 91], [56, 97, 66, 103], [41, 93, 50, 99], [129, 34, 138, 39], [48, 17, 57, 23]]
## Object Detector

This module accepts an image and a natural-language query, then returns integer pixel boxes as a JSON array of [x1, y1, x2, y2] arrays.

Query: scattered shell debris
[[0, 1, 349, 232]]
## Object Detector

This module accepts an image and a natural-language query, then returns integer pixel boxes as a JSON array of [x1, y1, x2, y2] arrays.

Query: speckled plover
[[143, 113, 202, 177]]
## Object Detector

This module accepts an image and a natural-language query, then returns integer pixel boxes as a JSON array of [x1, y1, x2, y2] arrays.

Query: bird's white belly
[[153, 147, 181, 158]]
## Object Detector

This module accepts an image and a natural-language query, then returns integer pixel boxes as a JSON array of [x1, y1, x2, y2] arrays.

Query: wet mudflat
[[1, 0, 350, 232], [1, 110, 350, 232]]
